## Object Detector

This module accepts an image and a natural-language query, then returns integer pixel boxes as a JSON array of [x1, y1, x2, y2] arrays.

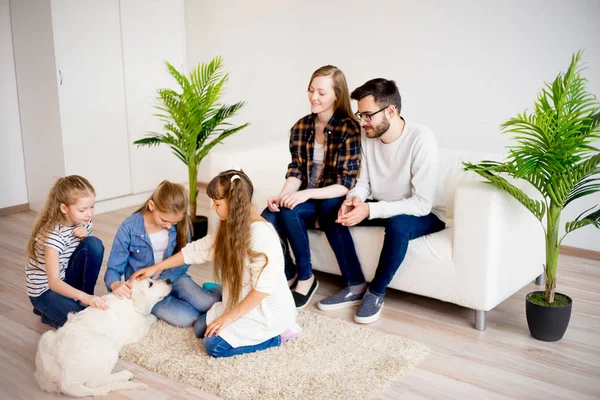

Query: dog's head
[[130, 278, 172, 315]]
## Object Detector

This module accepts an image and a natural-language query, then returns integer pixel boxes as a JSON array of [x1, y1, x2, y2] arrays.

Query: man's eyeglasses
[[354, 106, 388, 122]]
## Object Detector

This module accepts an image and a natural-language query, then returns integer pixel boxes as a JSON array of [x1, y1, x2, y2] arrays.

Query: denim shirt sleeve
[[105, 223, 131, 290]]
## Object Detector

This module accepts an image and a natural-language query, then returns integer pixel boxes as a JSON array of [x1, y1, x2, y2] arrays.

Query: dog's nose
[[166, 279, 171, 285]]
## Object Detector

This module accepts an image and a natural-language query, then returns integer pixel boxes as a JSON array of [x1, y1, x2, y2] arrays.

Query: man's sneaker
[[354, 291, 385, 324], [292, 279, 319, 309], [317, 287, 364, 311]]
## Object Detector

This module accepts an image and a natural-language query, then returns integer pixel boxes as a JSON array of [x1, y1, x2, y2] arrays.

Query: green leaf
[[565, 205, 600, 233], [133, 56, 250, 201]]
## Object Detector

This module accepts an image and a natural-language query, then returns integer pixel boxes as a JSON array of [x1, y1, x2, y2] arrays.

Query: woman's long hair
[[26, 175, 95, 264], [206, 169, 267, 311], [135, 180, 191, 252], [308, 65, 356, 120]]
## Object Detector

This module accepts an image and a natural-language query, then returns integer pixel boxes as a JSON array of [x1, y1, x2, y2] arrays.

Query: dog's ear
[[131, 279, 154, 315]]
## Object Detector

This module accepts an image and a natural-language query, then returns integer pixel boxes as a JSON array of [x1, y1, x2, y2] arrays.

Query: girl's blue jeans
[[194, 313, 281, 358], [151, 275, 219, 327], [29, 236, 104, 329]]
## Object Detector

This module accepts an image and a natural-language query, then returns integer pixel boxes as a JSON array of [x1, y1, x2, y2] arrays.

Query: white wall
[[0, 0, 28, 209], [185, 0, 600, 251]]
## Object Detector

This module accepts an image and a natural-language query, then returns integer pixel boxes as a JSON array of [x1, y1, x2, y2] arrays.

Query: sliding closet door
[[120, 0, 187, 194], [51, 0, 132, 201]]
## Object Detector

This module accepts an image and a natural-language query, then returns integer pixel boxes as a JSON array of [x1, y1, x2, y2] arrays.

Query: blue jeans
[[151, 275, 218, 327], [341, 211, 445, 295], [202, 332, 281, 358], [261, 196, 360, 282], [29, 236, 104, 329]]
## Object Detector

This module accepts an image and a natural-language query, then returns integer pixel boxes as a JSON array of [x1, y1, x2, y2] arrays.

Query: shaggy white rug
[[120, 311, 430, 400]]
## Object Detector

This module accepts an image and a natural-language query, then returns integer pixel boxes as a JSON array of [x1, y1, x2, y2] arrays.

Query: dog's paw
[[147, 315, 158, 324], [120, 370, 134, 381]]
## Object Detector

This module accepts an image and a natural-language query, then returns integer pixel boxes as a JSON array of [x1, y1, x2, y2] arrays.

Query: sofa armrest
[[452, 181, 544, 310]]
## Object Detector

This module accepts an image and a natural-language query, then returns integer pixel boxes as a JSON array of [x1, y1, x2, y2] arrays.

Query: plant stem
[[188, 161, 198, 217], [545, 203, 561, 304]]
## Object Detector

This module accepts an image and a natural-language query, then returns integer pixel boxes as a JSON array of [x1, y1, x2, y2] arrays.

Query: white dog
[[34, 278, 172, 397]]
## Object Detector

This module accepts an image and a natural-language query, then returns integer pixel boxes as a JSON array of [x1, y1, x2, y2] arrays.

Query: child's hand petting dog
[[83, 294, 109, 310], [111, 281, 132, 299], [129, 266, 160, 282]]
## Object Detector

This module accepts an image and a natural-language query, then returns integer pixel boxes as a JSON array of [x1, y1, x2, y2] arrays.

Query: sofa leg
[[475, 310, 486, 331], [534, 273, 545, 286]]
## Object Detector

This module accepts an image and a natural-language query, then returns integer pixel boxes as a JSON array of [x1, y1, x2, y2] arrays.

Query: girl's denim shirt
[[104, 212, 190, 290]]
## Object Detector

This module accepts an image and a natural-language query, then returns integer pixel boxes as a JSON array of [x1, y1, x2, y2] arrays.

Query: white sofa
[[207, 140, 545, 330]]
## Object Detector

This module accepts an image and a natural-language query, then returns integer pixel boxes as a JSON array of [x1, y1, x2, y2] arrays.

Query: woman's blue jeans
[[261, 196, 361, 282], [29, 236, 104, 329]]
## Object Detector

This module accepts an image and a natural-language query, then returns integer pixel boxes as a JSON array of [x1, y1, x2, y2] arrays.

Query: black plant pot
[[191, 215, 208, 241], [526, 291, 572, 342]]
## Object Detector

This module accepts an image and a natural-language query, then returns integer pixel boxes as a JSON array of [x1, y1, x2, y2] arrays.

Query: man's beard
[[366, 116, 390, 138]]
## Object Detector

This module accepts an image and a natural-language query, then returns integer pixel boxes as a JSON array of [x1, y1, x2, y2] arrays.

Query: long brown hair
[[26, 175, 95, 264], [308, 65, 356, 120], [206, 169, 267, 311], [135, 180, 190, 252]]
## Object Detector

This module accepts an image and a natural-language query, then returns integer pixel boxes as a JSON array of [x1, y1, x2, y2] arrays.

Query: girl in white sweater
[[130, 170, 300, 357]]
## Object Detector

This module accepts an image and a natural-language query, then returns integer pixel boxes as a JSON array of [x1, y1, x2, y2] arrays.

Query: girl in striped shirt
[[25, 175, 105, 329]]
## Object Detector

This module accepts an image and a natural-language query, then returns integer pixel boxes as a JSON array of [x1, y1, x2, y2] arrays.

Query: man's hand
[[129, 265, 160, 282], [336, 201, 369, 227], [205, 313, 235, 337], [72, 225, 88, 239], [338, 196, 362, 219], [111, 281, 132, 299], [280, 190, 311, 210], [266, 196, 281, 212]]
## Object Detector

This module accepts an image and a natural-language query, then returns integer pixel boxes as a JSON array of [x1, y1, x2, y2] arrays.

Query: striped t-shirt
[[25, 220, 93, 297]]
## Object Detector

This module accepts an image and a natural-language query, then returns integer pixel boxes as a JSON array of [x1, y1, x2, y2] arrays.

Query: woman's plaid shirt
[[286, 111, 361, 190]]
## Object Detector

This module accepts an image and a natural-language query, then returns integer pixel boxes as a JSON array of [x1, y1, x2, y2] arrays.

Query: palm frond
[[196, 123, 250, 164], [565, 205, 600, 234], [463, 162, 546, 221], [133, 56, 249, 205]]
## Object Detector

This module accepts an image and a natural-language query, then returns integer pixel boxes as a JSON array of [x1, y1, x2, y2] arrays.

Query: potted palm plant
[[134, 56, 249, 239], [464, 51, 600, 341]]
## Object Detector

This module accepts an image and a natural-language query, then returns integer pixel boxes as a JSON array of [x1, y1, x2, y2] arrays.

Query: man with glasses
[[317, 78, 445, 324]]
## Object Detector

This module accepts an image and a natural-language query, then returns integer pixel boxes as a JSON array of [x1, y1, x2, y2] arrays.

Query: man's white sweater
[[348, 118, 446, 222]]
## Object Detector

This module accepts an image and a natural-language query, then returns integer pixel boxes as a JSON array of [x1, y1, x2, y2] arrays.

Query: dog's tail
[[34, 330, 62, 393]]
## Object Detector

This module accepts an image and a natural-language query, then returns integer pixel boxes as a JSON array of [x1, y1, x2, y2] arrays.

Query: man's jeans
[[151, 275, 218, 327], [29, 236, 104, 329], [340, 211, 445, 295], [261, 196, 361, 282]]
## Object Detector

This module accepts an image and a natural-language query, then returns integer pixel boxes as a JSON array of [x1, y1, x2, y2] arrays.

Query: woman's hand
[[205, 313, 235, 337], [280, 190, 311, 210], [72, 225, 88, 239], [129, 265, 160, 282], [83, 294, 109, 310], [266, 196, 281, 212], [111, 281, 132, 299]]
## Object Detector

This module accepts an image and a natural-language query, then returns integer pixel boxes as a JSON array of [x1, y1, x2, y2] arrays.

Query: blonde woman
[[261, 65, 362, 309]]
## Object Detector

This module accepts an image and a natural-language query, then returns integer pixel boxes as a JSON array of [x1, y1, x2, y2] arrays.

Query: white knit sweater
[[347, 118, 446, 222], [181, 221, 298, 348]]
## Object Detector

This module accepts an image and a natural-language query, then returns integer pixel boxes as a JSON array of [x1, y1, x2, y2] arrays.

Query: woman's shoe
[[292, 279, 319, 309]]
